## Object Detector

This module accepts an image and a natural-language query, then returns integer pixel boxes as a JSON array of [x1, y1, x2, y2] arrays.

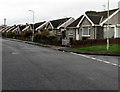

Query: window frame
[[82, 26, 90, 37]]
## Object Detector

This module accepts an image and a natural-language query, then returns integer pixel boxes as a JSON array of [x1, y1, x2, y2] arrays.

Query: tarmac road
[[2, 39, 118, 90]]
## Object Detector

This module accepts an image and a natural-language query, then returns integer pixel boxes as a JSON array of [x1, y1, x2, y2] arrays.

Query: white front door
[[76, 29, 79, 40]]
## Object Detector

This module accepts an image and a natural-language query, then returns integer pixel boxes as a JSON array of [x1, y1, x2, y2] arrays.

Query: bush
[[33, 34, 41, 42], [2, 33, 5, 37], [24, 30, 32, 38], [33, 33, 61, 46], [47, 35, 56, 40], [41, 30, 49, 37], [6, 32, 16, 38]]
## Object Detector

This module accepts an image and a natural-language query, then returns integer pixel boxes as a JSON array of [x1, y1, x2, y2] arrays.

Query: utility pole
[[28, 10, 35, 42], [107, 0, 110, 51]]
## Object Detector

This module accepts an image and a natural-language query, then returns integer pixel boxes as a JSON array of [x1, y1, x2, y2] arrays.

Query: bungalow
[[1, 26, 12, 33], [11, 25, 21, 34], [6, 25, 17, 33], [21, 23, 32, 32], [78, 12, 104, 40], [35, 21, 48, 34], [66, 15, 84, 41], [72, 8, 119, 40], [0, 26, 7, 32], [99, 9, 120, 38], [82, 8, 119, 40], [0, 25, 5, 31], [46, 17, 75, 39]]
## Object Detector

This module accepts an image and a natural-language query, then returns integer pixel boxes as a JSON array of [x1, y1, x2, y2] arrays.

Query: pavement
[[8, 38, 120, 56], [2, 39, 118, 90]]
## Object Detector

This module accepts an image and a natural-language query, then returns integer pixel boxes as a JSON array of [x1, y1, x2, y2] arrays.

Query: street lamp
[[28, 10, 35, 42], [107, 0, 110, 51]]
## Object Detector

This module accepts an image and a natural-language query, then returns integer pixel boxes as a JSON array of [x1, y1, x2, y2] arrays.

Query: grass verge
[[77, 44, 120, 52]]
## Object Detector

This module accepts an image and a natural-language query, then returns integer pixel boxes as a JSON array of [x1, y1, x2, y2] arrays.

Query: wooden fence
[[72, 38, 120, 47]]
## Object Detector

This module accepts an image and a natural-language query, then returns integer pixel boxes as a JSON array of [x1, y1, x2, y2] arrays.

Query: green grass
[[77, 44, 120, 52]]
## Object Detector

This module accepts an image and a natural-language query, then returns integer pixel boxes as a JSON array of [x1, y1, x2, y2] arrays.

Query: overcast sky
[[0, 0, 119, 26]]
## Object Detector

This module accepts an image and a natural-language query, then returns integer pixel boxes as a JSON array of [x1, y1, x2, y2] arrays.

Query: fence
[[72, 38, 120, 47]]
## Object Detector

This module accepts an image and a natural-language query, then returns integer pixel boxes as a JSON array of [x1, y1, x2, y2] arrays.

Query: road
[[2, 39, 118, 90]]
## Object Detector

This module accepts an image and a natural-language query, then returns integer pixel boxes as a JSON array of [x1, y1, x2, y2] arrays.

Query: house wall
[[115, 26, 120, 38], [103, 10, 120, 38], [66, 28, 76, 40], [0, 26, 4, 30], [108, 10, 119, 25], [79, 18, 95, 40], [47, 23, 56, 36], [103, 26, 115, 38], [47, 23, 52, 30], [75, 28, 79, 40], [57, 18, 75, 39], [119, 10, 120, 24]]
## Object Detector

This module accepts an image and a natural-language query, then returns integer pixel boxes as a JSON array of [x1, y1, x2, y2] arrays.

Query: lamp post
[[107, 0, 110, 51], [28, 10, 35, 42]]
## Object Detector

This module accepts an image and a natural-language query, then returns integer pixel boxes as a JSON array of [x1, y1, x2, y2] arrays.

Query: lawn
[[77, 44, 120, 52]]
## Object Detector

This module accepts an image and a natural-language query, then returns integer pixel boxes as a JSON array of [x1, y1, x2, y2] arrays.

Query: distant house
[[19, 25, 26, 34], [1, 26, 12, 33], [46, 17, 75, 39], [6, 25, 17, 33], [0, 25, 5, 31], [66, 15, 84, 41], [21, 23, 32, 32], [0, 26, 7, 32], [11, 25, 21, 34], [35, 21, 48, 34], [78, 12, 104, 40]]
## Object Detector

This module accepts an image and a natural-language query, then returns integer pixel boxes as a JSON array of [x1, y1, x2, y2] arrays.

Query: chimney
[[4, 18, 6, 26]]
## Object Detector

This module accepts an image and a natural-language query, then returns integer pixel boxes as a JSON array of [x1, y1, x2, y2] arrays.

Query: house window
[[82, 27, 90, 37]]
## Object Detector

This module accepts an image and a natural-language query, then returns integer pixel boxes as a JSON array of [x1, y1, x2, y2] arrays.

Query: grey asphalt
[[87, 55, 119, 65], [2, 39, 118, 90]]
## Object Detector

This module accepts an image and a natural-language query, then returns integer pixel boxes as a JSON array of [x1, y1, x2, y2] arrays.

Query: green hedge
[[33, 34, 61, 46]]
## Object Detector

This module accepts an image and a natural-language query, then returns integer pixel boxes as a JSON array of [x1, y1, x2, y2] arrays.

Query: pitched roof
[[50, 18, 71, 28], [4, 26, 13, 32], [34, 21, 46, 29], [67, 15, 84, 27], [86, 15, 102, 24], [7, 25, 18, 32], [0, 26, 7, 32], [19, 25, 26, 31], [85, 8, 118, 25]]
